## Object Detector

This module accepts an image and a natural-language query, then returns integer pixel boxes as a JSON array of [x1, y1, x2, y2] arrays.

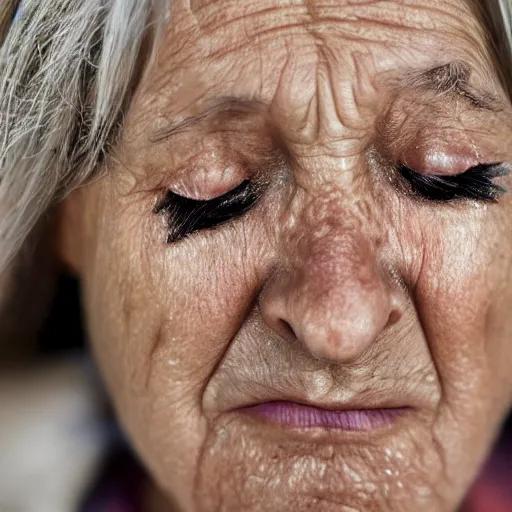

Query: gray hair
[[0, 0, 511, 277], [0, 0, 166, 275]]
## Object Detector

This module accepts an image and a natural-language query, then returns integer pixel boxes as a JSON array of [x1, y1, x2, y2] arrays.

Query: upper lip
[[206, 384, 425, 414], [233, 394, 410, 412]]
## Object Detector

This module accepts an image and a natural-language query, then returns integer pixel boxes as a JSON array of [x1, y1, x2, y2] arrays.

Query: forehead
[[129, 0, 499, 144]]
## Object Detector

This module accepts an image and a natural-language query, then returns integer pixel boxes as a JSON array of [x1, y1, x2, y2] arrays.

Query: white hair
[[0, 0, 511, 277], [0, 0, 167, 275]]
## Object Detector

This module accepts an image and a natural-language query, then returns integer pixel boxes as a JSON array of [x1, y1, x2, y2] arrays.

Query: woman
[[1, 0, 512, 510]]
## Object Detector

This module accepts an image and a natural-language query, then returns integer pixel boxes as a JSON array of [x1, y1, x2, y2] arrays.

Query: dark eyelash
[[153, 180, 262, 243], [399, 163, 510, 202]]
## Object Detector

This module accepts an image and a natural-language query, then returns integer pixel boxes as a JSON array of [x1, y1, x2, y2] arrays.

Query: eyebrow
[[149, 97, 266, 144], [149, 60, 506, 144], [396, 60, 505, 111]]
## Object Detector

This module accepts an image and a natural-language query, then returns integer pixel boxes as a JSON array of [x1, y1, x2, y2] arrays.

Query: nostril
[[385, 303, 403, 329], [278, 319, 297, 341]]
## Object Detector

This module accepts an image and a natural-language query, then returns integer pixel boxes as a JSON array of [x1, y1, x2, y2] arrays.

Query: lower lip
[[237, 401, 407, 431]]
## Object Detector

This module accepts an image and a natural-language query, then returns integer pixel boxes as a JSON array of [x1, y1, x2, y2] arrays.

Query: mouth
[[235, 401, 410, 431]]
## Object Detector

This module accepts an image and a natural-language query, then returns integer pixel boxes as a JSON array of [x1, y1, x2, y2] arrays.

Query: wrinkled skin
[[59, 1, 512, 511]]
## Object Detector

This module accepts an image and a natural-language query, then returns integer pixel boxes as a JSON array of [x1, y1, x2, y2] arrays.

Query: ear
[[55, 188, 86, 276]]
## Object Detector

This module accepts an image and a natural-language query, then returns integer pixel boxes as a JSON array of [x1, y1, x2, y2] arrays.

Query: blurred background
[[0, 273, 128, 512]]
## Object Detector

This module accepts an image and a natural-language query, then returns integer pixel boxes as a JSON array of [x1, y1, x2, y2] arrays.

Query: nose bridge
[[260, 200, 398, 363]]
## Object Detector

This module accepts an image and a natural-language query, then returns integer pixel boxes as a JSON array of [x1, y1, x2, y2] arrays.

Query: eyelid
[[166, 159, 248, 201], [402, 149, 479, 177]]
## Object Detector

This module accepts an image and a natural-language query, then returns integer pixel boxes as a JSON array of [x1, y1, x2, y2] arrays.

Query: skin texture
[[59, 1, 512, 511]]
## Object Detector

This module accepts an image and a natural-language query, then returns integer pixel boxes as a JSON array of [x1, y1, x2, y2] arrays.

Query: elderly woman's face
[[61, 0, 512, 510]]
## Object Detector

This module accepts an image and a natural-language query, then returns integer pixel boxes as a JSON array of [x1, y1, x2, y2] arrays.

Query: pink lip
[[237, 401, 407, 431]]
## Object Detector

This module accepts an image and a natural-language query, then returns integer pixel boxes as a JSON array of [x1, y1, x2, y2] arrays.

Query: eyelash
[[154, 163, 509, 244], [153, 180, 262, 243], [398, 163, 509, 202]]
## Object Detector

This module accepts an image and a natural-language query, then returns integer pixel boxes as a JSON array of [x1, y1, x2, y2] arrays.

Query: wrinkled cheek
[[193, 416, 452, 512], [81, 248, 205, 509], [406, 213, 512, 499]]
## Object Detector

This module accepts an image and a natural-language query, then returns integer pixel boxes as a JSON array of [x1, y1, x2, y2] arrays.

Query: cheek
[[415, 210, 512, 395], [408, 206, 512, 484], [82, 189, 272, 509]]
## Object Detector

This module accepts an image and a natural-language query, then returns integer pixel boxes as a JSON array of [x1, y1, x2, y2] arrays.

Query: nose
[[259, 226, 401, 364]]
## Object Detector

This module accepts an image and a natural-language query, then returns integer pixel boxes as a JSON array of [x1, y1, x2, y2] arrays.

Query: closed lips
[[236, 401, 409, 431]]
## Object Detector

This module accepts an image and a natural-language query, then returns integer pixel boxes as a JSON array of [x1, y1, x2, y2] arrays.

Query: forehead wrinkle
[[147, 60, 506, 151], [143, 0, 501, 116], [187, 0, 475, 33], [172, 0, 482, 67], [137, 5, 510, 156]]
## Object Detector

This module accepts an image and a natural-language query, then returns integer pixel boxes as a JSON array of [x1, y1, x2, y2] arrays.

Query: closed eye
[[153, 180, 262, 243], [399, 163, 510, 202]]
